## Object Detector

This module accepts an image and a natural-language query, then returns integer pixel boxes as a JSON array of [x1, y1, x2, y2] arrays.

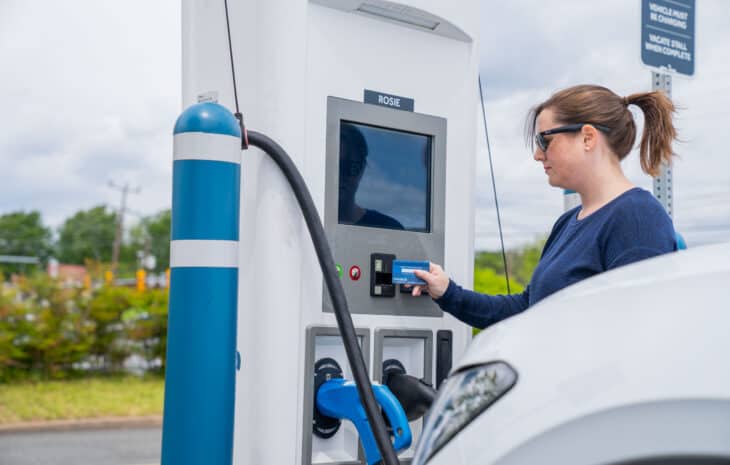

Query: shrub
[[0, 274, 169, 381], [1, 274, 94, 380]]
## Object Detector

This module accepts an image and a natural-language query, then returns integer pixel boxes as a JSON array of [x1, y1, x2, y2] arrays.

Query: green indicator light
[[336, 264, 343, 278]]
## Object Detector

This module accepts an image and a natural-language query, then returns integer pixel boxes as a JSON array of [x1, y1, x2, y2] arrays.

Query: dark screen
[[338, 121, 431, 232]]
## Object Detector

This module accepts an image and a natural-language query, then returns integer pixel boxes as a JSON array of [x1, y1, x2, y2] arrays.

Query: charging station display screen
[[338, 121, 432, 232]]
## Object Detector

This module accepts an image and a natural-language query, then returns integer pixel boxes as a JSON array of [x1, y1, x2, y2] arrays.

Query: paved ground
[[0, 426, 161, 465]]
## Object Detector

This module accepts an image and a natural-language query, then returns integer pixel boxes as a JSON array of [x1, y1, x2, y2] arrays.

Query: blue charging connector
[[317, 379, 412, 465]]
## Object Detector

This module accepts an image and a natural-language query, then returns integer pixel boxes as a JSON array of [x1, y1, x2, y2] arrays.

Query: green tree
[[0, 211, 52, 276], [474, 237, 546, 288], [474, 251, 506, 275], [473, 267, 524, 296], [509, 239, 545, 286], [129, 209, 171, 272], [56, 206, 117, 264]]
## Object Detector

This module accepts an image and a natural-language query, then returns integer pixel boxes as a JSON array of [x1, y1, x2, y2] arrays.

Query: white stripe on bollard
[[173, 132, 241, 164], [170, 240, 239, 268]]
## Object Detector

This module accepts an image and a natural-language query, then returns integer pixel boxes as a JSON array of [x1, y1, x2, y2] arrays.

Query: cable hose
[[385, 373, 436, 422], [246, 131, 401, 465], [478, 75, 511, 293]]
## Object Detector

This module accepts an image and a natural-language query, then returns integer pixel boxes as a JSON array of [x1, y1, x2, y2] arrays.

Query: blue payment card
[[392, 260, 429, 285]]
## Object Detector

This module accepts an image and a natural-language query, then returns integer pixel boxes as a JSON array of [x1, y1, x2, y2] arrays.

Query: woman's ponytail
[[624, 91, 677, 177]]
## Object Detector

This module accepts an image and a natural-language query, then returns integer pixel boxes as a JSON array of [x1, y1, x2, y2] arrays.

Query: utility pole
[[126, 208, 152, 270], [109, 181, 140, 272]]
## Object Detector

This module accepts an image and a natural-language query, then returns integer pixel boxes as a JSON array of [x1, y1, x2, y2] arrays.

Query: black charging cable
[[245, 131, 401, 465]]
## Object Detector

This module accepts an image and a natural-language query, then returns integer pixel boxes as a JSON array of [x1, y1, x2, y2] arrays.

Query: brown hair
[[525, 84, 677, 176]]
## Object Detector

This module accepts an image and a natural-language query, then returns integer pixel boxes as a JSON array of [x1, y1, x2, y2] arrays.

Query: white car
[[413, 242, 730, 465]]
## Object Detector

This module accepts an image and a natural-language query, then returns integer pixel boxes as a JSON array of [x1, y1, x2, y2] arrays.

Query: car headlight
[[412, 361, 518, 465]]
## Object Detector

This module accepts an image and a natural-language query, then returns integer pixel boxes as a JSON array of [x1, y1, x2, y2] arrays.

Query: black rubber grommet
[[313, 357, 344, 438]]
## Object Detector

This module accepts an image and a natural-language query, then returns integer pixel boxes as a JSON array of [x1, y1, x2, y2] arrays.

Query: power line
[[478, 75, 511, 293]]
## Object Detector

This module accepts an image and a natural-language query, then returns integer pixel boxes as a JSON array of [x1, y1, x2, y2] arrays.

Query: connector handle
[[317, 379, 412, 465]]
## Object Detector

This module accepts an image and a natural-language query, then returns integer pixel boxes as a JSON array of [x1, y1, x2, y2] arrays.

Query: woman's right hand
[[411, 262, 450, 299]]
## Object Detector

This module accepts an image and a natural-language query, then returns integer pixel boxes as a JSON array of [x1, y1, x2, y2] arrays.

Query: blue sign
[[641, 0, 695, 77]]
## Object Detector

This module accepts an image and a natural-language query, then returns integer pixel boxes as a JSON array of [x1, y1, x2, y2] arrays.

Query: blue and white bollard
[[162, 103, 241, 465], [675, 231, 687, 250], [563, 188, 581, 212]]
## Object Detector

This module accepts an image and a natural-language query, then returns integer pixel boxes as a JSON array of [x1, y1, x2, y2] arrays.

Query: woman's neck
[[576, 162, 635, 220]]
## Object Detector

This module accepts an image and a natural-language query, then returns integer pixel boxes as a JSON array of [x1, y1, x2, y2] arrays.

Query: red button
[[349, 265, 361, 281]]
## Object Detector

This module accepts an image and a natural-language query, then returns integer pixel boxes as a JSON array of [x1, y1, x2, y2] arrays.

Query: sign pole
[[651, 71, 673, 219], [641, 0, 695, 220]]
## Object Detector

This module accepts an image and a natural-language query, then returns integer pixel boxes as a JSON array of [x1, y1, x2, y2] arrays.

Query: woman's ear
[[581, 124, 598, 151]]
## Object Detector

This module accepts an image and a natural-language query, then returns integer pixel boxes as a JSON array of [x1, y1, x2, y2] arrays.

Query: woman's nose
[[534, 148, 545, 161]]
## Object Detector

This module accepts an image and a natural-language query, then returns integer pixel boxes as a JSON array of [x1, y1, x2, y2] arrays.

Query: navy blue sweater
[[435, 188, 676, 329]]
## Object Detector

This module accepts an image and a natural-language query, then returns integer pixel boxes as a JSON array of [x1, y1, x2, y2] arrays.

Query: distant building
[[48, 259, 87, 287]]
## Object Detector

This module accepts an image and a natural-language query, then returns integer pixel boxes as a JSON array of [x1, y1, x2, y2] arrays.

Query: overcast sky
[[0, 1, 727, 251]]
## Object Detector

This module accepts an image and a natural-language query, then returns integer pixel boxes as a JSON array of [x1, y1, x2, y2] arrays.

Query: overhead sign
[[641, 0, 695, 77]]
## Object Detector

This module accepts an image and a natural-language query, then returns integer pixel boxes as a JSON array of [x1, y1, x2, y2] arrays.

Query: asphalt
[[0, 416, 162, 434], [0, 425, 161, 465]]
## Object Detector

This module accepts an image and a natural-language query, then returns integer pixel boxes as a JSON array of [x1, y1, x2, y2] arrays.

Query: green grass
[[0, 376, 164, 424]]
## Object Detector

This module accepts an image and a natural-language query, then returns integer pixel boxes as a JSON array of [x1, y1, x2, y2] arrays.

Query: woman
[[412, 84, 678, 329]]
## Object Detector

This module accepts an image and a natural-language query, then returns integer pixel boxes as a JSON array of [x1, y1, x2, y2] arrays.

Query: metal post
[[651, 72, 673, 219]]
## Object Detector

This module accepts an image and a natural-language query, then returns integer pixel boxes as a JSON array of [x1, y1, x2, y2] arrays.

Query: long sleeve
[[434, 280, 530, 329]]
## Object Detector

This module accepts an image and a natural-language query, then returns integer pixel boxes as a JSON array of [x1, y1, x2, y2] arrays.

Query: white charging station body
[[181, 1, 480, 464]]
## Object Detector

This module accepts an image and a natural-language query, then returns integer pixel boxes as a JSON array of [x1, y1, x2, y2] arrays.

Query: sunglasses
[[535, 123, 611, 153]]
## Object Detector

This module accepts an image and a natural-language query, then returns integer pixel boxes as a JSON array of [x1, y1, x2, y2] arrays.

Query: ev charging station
[[164, 1, 480, 464]]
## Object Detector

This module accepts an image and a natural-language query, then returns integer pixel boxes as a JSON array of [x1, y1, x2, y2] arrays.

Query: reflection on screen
[[338, 121, 431, 232]]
